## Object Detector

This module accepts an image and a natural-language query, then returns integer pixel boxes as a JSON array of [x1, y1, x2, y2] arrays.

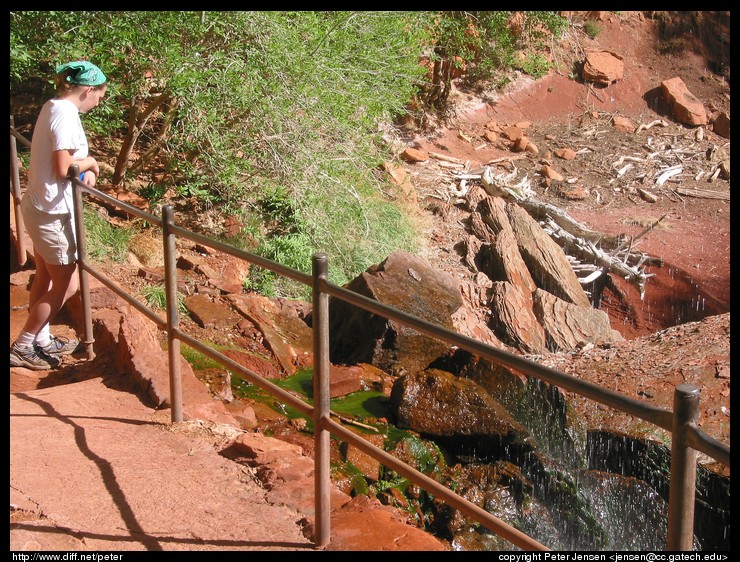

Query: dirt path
[[10, 375, 315, 551]]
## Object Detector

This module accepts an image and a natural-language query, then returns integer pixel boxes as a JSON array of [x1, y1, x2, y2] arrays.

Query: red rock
[[401, 147, 428, 162], [326, 495, 448, 551], [501, 125, 523, 141], [561, 186, 590, 200], [541, 165, 564, 181], [554, 147, 577, 160], [582, 50, 624, 85], [661, 76, 707, 126], [382, 161, 407, 185], [712, 112, 730, 138], [512, 137, 528, 152], [612, 115, 637, 133]]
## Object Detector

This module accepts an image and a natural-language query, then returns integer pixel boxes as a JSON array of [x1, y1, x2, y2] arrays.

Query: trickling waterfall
[[414, 366, 731, 551], [232, 353, 729, 551]]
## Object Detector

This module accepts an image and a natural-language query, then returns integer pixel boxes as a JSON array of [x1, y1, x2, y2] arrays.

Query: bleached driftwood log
[[516, 197, 625, 250], [458, 166, 625, 249], [541, 217, 653, 299], [453, 165, 662, 297], [674, 187, 730, 201]]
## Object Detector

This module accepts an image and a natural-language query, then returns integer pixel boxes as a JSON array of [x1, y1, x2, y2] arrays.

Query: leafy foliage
[[82, 206, 132, 263], [518, 52, 552, 79], [11, 11, 569, 297], [583, 20, 601, 39], [415, 11, 568, 106], [139, 283, 187, 315]]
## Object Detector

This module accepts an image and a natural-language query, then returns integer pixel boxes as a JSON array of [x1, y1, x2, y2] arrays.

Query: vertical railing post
[[10, 115, 28, 267], [667, 383, 700, 550], [162, 205, 183, 423], [311, 252, 331, 549], [69, 164, 96, 361]]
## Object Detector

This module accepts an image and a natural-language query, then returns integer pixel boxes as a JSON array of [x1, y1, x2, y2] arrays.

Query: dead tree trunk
[[112, 91, 174, 186]]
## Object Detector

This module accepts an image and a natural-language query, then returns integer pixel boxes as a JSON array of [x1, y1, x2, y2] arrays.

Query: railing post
[[69, 164, 96, 361], [162, 205, 183, 423], [10, 115, 28, 267], [311, 252, 331, 549], [667, 383, 700, 550]]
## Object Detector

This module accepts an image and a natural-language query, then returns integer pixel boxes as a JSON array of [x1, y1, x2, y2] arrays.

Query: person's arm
[[53, 149, 100, 179]]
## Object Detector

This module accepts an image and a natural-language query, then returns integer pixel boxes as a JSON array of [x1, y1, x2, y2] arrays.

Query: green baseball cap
[[56, 60, 107, 86]]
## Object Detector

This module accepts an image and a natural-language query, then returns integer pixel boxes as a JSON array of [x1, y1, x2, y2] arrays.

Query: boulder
[[327, 251, 463, 375], [228, 293, 314, 375], [488, 281, 547, 354], [505, 202, 591, 308], [712, 111, 730, 138], [660, 76, 707, 126], [582, 50, 624, 85], [532, 288, 624, 351], [390, 369, 530, 462]]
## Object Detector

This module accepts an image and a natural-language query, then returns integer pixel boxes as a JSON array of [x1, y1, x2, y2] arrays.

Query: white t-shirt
[[27, 98, 88, 215]]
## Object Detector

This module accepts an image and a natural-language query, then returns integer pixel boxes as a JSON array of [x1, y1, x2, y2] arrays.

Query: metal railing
[[10, 116, 30, 267], [10, 119, 730, 551]]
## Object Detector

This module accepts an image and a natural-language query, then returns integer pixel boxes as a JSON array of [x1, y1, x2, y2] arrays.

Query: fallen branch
[[517, 197, 625, 250], [673, 187, 730, 200], [613, 155, 647, 166], [655, 165, 683, 186], [542, 217, 652, 298], [331, 412, 379, 432], [586, 82, 604, 103], [429, 151, 463, 164], [578, 269, 604, 285], [449, 165, 662, 294], [487, 154, 528, 165], [629, 213, 668, 245], [636, 118, 669, 133], [638, 188, 658, 203]]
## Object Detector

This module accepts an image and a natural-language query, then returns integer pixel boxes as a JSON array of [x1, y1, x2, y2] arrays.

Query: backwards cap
[[56, 60, 107, 86]]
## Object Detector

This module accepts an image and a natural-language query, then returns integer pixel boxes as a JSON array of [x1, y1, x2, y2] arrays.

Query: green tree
[[10, 11, 568, 297], [417, 11, 567, 108], [11, 11, 429, 294]]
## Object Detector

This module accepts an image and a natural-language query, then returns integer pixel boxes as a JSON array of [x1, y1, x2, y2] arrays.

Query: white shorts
[[21, 194, 77, 266]]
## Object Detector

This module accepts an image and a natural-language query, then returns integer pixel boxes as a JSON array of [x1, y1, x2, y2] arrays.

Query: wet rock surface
[[327, 250, 463, 375]]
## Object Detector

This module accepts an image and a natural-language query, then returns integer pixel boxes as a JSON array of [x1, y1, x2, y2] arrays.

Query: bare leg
[[21, 252, 78, 338], [27, 253, 52, 313]]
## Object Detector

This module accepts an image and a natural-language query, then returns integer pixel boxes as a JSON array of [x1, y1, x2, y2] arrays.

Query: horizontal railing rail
[[10, 119, 729, 551], [322, 281, 730, 467]]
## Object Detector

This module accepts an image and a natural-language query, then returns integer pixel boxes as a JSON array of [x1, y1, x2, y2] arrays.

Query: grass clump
[[83, 206, 133, 264], [139, 283, 188, 315], [583, 20, 601, 39]]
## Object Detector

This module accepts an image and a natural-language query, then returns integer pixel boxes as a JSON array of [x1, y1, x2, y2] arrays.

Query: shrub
[[583, 20, 600, 39], [83, 206, 132, 263]]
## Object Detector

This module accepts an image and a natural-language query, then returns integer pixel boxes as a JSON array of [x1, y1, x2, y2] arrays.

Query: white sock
[[35, 324, 52, 348], [14, 331, 37, 348]]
